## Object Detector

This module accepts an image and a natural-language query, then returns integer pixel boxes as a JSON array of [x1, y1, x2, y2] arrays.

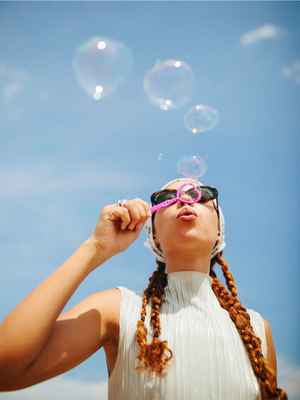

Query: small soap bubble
[[176, 155, 208, 178], [72, 36, 134, 100], [144, 59, 195, 111], [184, 104, 219, 134], [282, 60, 300, 84]]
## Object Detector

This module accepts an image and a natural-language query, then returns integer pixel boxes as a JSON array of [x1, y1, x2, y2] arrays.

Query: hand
[[89, 198, 151, 258]]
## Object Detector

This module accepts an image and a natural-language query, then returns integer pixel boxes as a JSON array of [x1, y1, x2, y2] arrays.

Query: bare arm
[[0, 238, 112, 386], [264, 318, 278, 386], [0, 287, 120, 391]]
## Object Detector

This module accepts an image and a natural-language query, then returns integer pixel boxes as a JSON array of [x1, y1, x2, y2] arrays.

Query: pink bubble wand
[[150, 182, 202, 214]]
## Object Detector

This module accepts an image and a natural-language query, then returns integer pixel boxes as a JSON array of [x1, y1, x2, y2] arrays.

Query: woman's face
[[152, 179, 219, 257]]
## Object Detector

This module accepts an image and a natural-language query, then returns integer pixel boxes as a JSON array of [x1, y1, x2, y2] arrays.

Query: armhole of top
[[247, 308, 268, 359], [109, 286, 128, 382]]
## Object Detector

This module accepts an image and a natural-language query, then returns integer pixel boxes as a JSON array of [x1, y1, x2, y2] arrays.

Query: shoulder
[[94, 287, 122, 318], [93, 287, 141, 337], [246, 308, 268, 357], [247, 308, 278, 383], [93, 286, 140, 311], [246, 308, 266, 335]]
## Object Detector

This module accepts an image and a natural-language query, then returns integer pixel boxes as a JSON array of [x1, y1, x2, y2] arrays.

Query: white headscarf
[[143, 177, 226, 262]]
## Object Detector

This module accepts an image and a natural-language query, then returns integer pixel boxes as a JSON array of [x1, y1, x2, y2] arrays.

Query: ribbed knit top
[[108, 270, 267, 400]]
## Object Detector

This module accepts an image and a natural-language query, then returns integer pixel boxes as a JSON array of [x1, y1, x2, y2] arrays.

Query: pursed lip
[[177, 207, 198, 218]]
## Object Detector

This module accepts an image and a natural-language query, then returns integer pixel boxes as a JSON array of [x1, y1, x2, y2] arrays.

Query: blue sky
[[0, 1, 299, 399]]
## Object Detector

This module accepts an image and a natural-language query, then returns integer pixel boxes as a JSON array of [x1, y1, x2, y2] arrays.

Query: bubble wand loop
[[150, 182, 202, 214]]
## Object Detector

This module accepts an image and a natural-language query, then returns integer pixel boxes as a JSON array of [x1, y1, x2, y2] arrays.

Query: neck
[[164, 250, 211, 274]]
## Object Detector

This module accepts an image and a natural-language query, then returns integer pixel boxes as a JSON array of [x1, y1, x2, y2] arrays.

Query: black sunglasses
[[151, 185, 218, 207]]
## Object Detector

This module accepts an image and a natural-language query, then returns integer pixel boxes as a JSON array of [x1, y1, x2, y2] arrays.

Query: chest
[[108, 294, 262, 399]]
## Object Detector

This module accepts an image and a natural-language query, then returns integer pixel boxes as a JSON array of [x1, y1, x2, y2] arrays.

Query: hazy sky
[[0, 1, 299, 399]]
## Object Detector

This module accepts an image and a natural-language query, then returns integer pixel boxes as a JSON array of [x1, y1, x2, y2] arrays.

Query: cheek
[[197, 206, 218, 231], [153, 211, 172, 235]]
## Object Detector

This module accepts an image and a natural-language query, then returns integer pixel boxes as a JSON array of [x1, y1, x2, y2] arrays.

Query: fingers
[[110, 199, 151, 231], [132, 199, 152, 218], [127, 202, 146, 230], [123, 199, 150, 230], [110, 207, 131, 229]]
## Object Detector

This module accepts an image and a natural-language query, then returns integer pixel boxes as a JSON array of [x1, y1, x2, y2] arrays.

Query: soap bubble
[[282, 60, 300, 85], [72, 36, 134, 100], [184, 104, 219, 134], [144, 59, 195, 111], [176, 154, 208, 178]]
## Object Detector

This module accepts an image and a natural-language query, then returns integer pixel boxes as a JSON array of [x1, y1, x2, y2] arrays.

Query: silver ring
[[117, 199, 128, 207]]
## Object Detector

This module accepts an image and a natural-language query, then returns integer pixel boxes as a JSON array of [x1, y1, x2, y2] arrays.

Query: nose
[[177, 198, 196, 207]]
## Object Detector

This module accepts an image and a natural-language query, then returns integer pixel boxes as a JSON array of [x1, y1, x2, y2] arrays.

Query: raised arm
[[0, 286, 119, 391], [0, 198, 150, 392], [0, 239, 112, 391]]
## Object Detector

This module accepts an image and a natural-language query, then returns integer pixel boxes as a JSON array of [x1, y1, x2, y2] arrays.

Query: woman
[[108, 177, 287, 400], [0, 177, 287, 399]]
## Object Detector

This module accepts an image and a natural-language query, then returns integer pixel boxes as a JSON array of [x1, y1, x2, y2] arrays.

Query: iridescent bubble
[[176, 155, 208, 178], [144, 59, 195, 111], [72, 36, 134, 101], [184, 104, 219, 134]]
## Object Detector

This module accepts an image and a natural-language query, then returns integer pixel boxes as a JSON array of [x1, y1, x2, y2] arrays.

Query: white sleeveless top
[[108, 270, 267, 400]]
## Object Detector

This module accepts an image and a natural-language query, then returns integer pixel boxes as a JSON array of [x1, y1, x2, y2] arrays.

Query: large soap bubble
[[184, 104, 219, 134], [176, 154, 208, 178], [72, 36, 134, 101], [144, 59, 195, 111]]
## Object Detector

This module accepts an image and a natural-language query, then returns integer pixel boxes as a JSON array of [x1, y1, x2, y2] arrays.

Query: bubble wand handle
[[150, 198, 178, 213]]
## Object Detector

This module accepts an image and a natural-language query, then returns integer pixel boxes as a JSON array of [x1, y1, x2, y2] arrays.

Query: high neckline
[[164, 270, 217, 307], [167, 270, 213, 283]]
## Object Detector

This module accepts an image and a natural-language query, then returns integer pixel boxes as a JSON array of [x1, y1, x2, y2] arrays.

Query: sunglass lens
[[152, 191, 175, 205]]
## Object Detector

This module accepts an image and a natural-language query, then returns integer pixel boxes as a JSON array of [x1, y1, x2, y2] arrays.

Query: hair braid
[[134, 252, 288, 399], [135, 261, 172, 376], [212, 253, 288, 399]]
